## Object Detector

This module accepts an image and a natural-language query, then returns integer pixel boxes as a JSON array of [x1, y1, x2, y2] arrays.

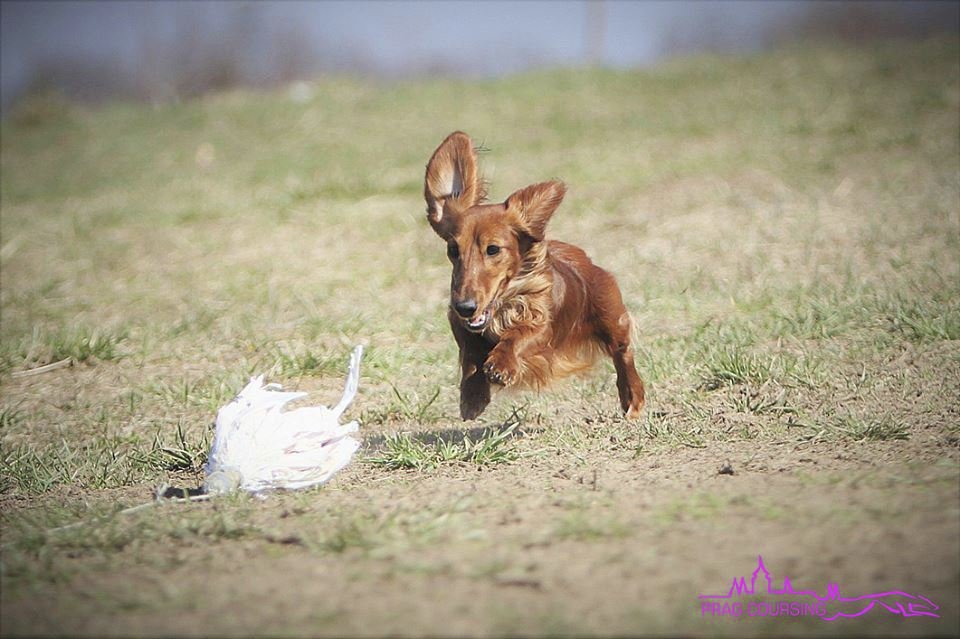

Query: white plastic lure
[[204, 345, 363, 495]]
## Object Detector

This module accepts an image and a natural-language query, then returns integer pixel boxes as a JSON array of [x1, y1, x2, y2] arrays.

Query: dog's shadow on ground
[[360, 416, 540, 453]]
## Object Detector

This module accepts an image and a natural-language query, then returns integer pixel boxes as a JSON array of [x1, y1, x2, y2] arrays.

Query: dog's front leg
[[451, 313, 492, 420], [460, 352, 492, 420], [483, 324, 548, 387]]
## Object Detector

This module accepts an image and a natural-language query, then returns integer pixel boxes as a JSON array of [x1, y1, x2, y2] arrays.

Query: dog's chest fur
[[482, 246, 602, 389]]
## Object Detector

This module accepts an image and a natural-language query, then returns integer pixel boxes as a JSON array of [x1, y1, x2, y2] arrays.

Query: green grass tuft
[[835, 415, 910, 441], [0, 405, 24, 429], [700, 346, 773, 389], [2, 326, 127, 373], [136, 420, 210, 472], [368, 420, 520, 470], [142, 373, 246, 412], [883, 294, 960, 342], [269, 346, 343, 378]]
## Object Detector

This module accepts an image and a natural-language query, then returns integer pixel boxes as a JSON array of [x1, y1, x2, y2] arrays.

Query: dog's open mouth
[[464, 306, 493, 332]]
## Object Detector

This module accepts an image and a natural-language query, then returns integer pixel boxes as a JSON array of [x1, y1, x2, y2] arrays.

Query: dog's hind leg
[[592, 274, 645, 419], [609, 313, 645, 420]]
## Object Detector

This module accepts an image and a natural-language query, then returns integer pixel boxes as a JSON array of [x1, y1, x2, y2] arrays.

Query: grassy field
[[1, 38, 958, 637]]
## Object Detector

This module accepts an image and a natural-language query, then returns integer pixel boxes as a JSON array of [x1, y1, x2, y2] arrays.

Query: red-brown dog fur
[[425, 131, 645, 420]]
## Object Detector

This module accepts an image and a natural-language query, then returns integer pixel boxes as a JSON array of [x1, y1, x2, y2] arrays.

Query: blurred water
[[1, 0, 954, 110]]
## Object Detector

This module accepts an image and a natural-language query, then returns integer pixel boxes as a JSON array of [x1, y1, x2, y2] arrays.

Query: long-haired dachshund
[[424, 131, 645, 421]]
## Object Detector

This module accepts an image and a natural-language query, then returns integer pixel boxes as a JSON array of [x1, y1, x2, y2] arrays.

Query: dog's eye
[[486, 245, 501, 256], [447, 243, 460, 259]]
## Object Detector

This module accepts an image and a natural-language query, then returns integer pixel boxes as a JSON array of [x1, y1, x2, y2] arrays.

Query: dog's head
[[424, 131, 566, 333]]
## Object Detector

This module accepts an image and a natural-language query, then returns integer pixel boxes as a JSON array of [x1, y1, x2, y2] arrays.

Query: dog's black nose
[[453, 299, 478, 318]]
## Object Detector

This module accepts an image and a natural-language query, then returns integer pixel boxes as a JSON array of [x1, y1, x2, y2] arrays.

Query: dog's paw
[[483, 349, 520, 386], [624, 400, 644, 421], [460, 401, 485, 421]]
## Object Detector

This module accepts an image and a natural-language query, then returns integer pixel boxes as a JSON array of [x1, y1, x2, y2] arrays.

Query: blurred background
[[2, 0, 957, 113]]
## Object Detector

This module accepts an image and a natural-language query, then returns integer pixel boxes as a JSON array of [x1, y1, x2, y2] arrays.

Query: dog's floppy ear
[[424, 131, 487, 238], [504, 180, 566, 242]]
